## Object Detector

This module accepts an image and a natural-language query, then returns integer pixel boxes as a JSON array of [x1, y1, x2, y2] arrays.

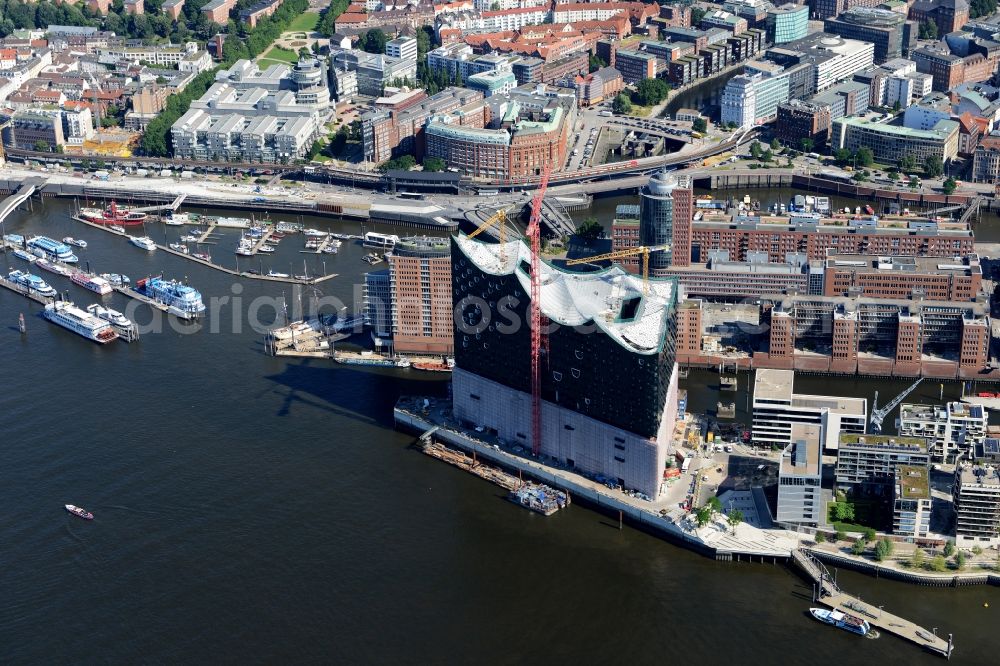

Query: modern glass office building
[[766, 3, 809, 45]]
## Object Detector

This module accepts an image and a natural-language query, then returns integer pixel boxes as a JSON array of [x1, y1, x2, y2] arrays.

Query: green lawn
[[259, 46, 300, 64], [287, 12, 320, 31]]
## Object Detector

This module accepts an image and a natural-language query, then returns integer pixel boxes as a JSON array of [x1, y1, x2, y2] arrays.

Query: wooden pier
[[794, 549, 954, 659], [249, 229, 274, 255], [194, 222, 217, 244]]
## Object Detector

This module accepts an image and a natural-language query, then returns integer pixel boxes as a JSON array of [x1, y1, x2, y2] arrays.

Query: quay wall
[[393, 408, 732, 560], [0, 179, 460, 231], [806, 548, 1000, 587]]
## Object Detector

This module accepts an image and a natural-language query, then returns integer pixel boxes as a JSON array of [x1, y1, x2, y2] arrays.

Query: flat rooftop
[[957, 463, 1000, 487], [781, 423, 822, 477], [792, 394, 867, 416], [896, 465, 930, 500], [839, 433, 927, 452], [754, 368, 794, 403], [826, 254, 981, 276]]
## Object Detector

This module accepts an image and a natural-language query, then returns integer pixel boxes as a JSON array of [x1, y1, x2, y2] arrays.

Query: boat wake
[[865, 630, 881, 640]]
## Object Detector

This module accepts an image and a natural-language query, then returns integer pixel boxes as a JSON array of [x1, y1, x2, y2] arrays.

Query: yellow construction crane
[[565, 245, 669, 295], [468, 206, 513, 261]]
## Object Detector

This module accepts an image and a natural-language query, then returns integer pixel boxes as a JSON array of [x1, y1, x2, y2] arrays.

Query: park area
[[258, 46, 300, 66], [287, 12, 320, 32]]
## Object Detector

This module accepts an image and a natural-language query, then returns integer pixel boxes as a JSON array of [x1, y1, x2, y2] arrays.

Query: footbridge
[[0, 180, 42, 225]]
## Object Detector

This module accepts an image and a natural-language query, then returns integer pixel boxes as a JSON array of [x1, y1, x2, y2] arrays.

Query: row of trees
[[0, 0, 223, 43], [316, 0, 350, 37], [693, 496, 744, 532], [376, 155, 447, 172]]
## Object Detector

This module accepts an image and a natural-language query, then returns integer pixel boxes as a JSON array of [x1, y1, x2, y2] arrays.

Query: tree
[[888, 170, 900, 181], [918, 20, 938, 40], [973, 545, 984, 556], [943, 176, 957, 195], [875, 538, 894, 562], [971, 0, 999, 19], [695, 507, 712, 527], [835, 529, 847, 543], [930, 554, 948, 572], [422, 156, 446, 172], [834, 147, 853, 166], [362, 28, 387, 54], [851, 538, 866, 556], [708, 496, 723, 513], [762, 149, 773, 162], [899, 154, 918, 173], [727, 509, 744, 532], [863, 528, 877, 543], [856, 147, 874, 167], [909, 176, 920, 188], [612, 92, 632, 115], [944, 540, 956, 557], [306, 139, 324, 160], [588, 54, 606, 73], [691, 6, 707, 26], [692, 117, 707, 133], [892, 99, 901, 114], [576, 217, 604, 240], [33, 140, 50, 152], [769, 137, 781, 151], [911, 548, 925, 569], [749, 141, 762, 160], [924, 154, 944, 178], [378, 154, 417, 172], [832, 501, 855, 522], [815, 531, 826, 544], [799, 137, 814, 153], [633, 78, 670, 106], [955, 551, 967, 570]]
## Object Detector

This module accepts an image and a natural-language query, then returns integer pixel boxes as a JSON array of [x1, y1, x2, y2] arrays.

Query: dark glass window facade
[[451, 239, 678, 438]]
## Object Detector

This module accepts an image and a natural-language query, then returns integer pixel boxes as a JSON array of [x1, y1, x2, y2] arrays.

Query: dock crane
[[527, 164, 552, 457], [565, 244, 670, 295], [870, 378, 923, 433], [467, 206, 513, 261]]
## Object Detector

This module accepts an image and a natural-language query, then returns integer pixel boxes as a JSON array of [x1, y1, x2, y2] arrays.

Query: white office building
[[752, 369, 867, 452], [776, 423, 823, 525], [386, 36, 418, 62]]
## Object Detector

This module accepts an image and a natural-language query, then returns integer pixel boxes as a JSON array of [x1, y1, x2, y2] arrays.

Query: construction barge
[[421, 440, 570, 516]]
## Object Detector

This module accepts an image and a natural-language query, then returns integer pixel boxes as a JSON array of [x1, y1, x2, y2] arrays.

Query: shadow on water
[[264, 360, 449, 426]]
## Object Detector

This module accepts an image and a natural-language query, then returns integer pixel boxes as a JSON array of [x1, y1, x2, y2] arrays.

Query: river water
[[2, 199, 997, 664]]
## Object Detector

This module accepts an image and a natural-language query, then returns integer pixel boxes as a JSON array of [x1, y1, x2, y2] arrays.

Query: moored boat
[[136, 276, 206, 318], [71, 272, 113, 295], [129, 236, 157, 251], [87, 303, 133, 328], [27, 236, 78, 263], [8, 269, 57, 297], [43, 300, 118, 343], [267, 270, 290, 278], [62, 237, 88, 248], [35, 258, 75, 277], [809, 608, 870, 636], [168, 243, 190, 254], [79, 200, 148, 226], [12, 248, 36, 263], [99, 273, 130, 288], [65, 504, 94, 520]]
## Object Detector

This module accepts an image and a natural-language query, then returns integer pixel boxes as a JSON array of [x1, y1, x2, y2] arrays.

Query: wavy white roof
[[455, 234, 675, 355]]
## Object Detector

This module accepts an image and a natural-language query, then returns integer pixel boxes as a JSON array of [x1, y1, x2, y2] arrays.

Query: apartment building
[[364, 269, 393, 339], [752, 368, 867, 452], [893, 465, 932, 539], [953, 458, 1000, 547], [835, 433, 931, 486], [899, 402, 989, 462]]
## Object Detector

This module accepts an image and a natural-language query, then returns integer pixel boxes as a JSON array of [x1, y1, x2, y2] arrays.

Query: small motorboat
[[63, 237, 88, 248], [267, 270, 290, 278], [192, 252, 211, 262], [179, 234, 200, 242], [65, 504, 94, 520], [12, 248, 37, 263], [168, 243, 190, 254], [100, 273, 131, 288], [109, 225, 125, 234]]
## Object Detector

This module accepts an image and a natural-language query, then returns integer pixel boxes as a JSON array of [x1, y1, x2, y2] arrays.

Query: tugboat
[[64, 504, 94, 520], [79, 200, 148, 226], [809, 608, 871, 636]]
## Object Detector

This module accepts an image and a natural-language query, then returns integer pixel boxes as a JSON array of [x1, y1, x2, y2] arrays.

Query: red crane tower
[[526, 165, 551, 456]]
